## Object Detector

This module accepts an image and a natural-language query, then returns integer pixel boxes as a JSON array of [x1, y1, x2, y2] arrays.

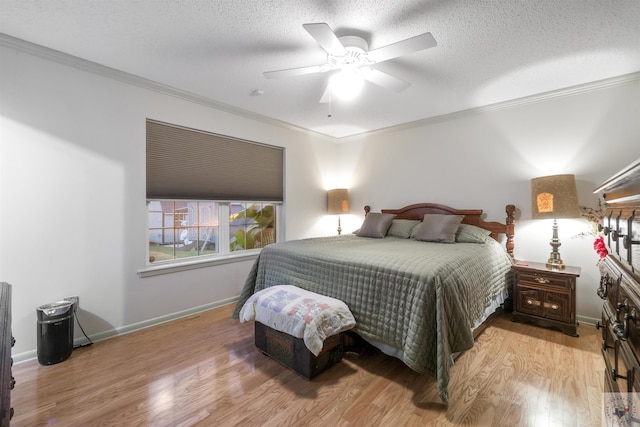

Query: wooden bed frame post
[[505, 204, 515, 259]]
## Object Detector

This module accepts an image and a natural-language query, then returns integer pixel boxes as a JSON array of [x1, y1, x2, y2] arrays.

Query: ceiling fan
[[263, 23, 437, 102]]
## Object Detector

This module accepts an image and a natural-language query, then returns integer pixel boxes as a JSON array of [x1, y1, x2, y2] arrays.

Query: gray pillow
[[413, 214, 464, 243], [456, 223, 491, 243], [386, 219, 420, 239], [356, 213, 396, 238]]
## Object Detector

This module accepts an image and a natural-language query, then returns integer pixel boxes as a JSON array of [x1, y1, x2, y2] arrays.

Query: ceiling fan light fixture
[[330, 68, 364, 100], [264, 23, 437, 103]]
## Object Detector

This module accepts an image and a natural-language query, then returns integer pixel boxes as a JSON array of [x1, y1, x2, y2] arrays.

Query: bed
[[233, 203, 516, 404]]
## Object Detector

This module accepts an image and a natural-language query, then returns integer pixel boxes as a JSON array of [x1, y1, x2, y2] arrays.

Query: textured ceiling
[[1, 0, 639, 139]]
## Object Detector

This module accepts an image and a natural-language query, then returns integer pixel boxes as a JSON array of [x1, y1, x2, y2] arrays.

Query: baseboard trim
[[577, 314, 599, 327], [13, 296, 240, 364], [13, 299, 599, 364]]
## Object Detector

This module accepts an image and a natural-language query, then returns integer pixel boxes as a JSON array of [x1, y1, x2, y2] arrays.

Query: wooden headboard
[[364, 203, 515, 258]]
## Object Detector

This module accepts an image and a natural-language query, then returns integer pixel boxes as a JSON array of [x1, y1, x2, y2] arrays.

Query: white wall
[[2, 37, 639, 360], [339, 78, 640, 323], [0, 42, 339, 360]]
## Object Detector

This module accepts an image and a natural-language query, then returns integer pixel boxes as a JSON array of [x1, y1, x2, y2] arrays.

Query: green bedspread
[[233, 235, 514, 404]]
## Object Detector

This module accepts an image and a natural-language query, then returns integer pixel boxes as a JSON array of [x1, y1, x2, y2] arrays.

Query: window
[[229, 202, 276, 251], [148, 200, 277, 264], [148, 201, 219, 263], [145, 119, 284, 267]]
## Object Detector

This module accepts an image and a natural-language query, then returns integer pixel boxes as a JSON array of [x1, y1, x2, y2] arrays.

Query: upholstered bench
[[239, 285, 356, 379]]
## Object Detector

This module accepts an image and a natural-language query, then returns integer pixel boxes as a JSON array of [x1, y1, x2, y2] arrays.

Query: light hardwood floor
[[11, 304, 603, 426]]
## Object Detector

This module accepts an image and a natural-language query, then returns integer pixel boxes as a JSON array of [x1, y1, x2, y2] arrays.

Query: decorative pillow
[[386, 219, 420, 239], [456, 223, 491, 243], [413, 214, 464, 243], [356, 213, 396, 238], [410, 221, 423, 239]]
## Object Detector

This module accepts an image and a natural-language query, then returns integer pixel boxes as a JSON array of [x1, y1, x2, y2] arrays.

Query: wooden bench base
[[255, 322, 344, 379]]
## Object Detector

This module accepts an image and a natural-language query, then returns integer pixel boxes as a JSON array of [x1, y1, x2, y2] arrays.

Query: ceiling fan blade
[[303, 23, 346, 56], [362, 68, 411, 92], [319, 83, 332, 104], [263, 64, 325, 79], [367, 32, 436, 63]]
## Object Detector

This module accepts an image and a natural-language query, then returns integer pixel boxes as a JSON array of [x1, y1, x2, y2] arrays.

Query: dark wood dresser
[[594, 158, 640, 400], [1, 282, 14, 426]]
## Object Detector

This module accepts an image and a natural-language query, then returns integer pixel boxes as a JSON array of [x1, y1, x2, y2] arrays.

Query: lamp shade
[[531, 174, 581, 219], [327, 189, 350, 214]]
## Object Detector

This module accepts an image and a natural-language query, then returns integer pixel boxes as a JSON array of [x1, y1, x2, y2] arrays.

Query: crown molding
[[340, 71, 640, 140], [3, 32, 638, 143], [0, 33, 338, 143]]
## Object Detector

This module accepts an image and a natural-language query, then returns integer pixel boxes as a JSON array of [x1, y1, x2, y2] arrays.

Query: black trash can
[[37, 301, 74, 365]]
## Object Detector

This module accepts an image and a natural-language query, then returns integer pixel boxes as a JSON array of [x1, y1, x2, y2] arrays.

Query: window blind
[[146, 119, 284, 201]]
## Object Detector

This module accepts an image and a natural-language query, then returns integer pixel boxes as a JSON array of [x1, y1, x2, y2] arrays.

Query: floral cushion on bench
[[239, 285, 356, 356]]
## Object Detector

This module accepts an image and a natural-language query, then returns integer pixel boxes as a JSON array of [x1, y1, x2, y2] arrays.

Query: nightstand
[[511, 261, 581, 337]]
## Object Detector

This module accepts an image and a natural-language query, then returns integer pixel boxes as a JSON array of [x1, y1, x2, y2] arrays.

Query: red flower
[[594, 236, 608, 260]]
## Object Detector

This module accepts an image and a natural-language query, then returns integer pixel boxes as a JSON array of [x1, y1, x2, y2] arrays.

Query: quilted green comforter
[[232, 235, 514, 404]]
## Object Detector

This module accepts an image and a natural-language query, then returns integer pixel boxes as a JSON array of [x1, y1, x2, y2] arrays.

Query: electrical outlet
[[64, 296, 79, 308]]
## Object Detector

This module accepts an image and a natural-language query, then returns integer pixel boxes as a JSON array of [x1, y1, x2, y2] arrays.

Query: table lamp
[[327, 189, 349, 235], [531, 174, 581, 270]]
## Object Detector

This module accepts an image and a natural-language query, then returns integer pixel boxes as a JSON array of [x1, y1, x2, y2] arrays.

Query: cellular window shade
[[146, 120, 284, 201]]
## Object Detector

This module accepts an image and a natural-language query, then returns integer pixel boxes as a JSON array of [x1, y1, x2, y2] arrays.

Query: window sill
[[138, 251, 260, 278]]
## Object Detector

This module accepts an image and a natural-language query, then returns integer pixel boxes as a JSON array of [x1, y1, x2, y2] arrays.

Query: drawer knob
[[613, 320, 625, 338], [611, 368, 627, 382], [617, 299, 629, 316], [599, 224, 610, 236], [623, 235, 640, 250], [613, 308, 636, 340], [534, 277, 550, 284], [597, 273, 611, 299], [526, 299, 541, 306], [612, 229, 625, 241], [543, 301, 560, 310]]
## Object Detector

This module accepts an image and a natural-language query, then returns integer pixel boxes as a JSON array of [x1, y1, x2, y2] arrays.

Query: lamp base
[[546, 253, 566, 270], [546, 219, 565, 270]]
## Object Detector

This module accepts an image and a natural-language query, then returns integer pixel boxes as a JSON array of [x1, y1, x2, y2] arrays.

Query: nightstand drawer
[[515, 287, 543, 317], [516, 271, 573, 291], [514, 285, 571, 323], [543, 291, 571, 322]]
